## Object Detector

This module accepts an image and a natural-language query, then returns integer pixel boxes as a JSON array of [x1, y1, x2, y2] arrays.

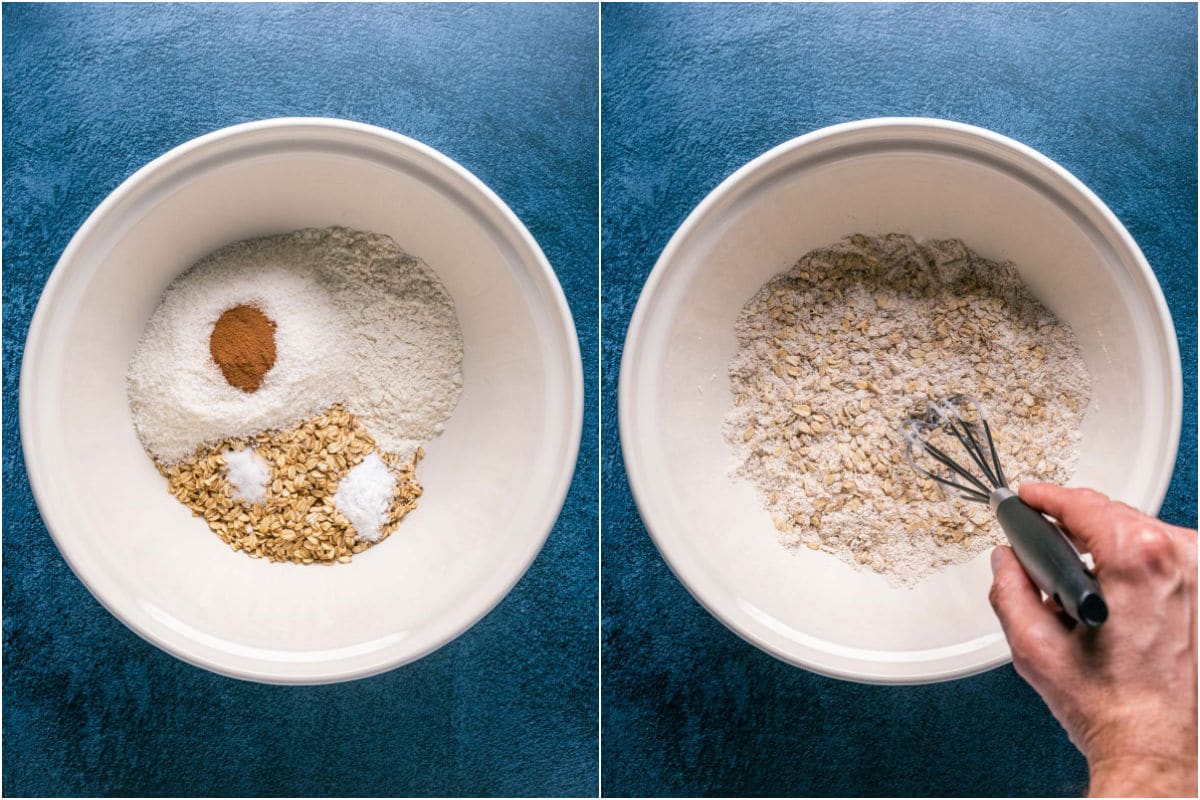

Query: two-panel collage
[[3, 2, 1197, 798]]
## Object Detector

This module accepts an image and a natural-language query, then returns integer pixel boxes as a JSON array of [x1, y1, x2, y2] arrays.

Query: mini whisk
[[902, 395, 1107, 628]]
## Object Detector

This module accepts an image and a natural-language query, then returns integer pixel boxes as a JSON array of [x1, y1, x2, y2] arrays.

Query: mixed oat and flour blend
[[724, 234, 1091, 585]]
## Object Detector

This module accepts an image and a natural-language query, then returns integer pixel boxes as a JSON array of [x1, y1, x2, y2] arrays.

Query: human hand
[[988, 483, 1197, 798]]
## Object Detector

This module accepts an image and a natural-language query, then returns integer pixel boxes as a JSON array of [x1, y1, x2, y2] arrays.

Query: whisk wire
[[931, 397, 1003, 488], [903, 395, 1013, 505], [981, 416, 1007, 488], [921, 439, 993, 495], [907, 438, 991, 503], [946, 416, 1000, 487]]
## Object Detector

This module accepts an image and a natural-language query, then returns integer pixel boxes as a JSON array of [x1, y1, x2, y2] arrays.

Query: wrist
[[1081, 702, 1196, 768], [1087, 754, 1197, 798]]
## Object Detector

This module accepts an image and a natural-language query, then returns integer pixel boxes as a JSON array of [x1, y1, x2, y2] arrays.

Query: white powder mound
[[333, 453, 395, 543], [127, 227, 464, 464], [222, 447, 269, 505]]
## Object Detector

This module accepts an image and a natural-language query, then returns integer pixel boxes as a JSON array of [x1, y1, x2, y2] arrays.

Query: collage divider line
[[596, 3, 604, 797]]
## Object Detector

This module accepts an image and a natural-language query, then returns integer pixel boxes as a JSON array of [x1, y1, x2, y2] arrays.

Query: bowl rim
[[618, 116, 1183, 684], [20, 116, 584, 684]]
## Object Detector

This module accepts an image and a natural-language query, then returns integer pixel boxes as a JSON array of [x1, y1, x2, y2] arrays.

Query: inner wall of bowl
[[637, 149, 1169, 663], [37, 147, 564, 670]]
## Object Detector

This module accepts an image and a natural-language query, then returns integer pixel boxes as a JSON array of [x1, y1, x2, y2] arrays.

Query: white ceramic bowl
[[21, 118, 583, 683], [620, 118, 1181, 684]]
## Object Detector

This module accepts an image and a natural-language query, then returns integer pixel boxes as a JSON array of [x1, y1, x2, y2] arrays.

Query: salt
[[333, 453, 396, 543], [222, 447, 269, 505]]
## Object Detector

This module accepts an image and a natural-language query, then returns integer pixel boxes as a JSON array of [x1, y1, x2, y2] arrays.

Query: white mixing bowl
[[21, 118, 583, 683], [620, 118, 1181, 683]]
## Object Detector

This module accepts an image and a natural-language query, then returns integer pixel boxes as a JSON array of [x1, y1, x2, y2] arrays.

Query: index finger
[[1017, 483, 1125, 555]]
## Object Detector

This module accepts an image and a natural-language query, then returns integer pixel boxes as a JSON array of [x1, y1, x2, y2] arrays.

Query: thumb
[[988, 546, 1067, 672]]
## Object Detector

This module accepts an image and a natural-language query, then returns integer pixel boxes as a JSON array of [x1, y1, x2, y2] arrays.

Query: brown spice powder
[[210, 304, 276, 392]]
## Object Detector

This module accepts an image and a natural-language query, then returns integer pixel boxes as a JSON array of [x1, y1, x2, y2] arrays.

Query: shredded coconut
[[333, 452, 395, 543], [221, 447, 269, 505], [724, 234, 1091, 585]]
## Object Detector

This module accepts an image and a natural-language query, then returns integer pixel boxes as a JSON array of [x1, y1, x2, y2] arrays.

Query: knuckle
[[1076, 488, 1109, 505], [1023, 626, 1055, 654], [1009, 640, 1032, 668], [1009, 648, 1041, 682], [1184, 542, 1199, 583], [1122, 525, 1178, 573], [988, 570, 1018, 611], [987, 580, 1004, 611], [1131, 525, 1174, 557], [1006, 624, 1042, 663], [1110, 500, 1142, 518]]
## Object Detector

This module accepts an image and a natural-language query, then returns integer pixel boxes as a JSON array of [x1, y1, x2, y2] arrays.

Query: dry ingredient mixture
[[724, 234, 1091, 585], [128, 227, 463, 564]]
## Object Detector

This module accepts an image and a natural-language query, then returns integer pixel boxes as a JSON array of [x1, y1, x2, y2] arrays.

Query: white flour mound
[[128, 227, 464, 464]]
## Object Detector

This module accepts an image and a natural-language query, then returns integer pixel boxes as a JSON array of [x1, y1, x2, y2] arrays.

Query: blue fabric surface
[[3, 4, 597, 796], [601, 4, 1196, 797]]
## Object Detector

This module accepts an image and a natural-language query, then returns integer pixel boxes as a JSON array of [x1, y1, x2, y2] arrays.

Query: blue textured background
[[601, 4, 1196, 797], [3, 4, 597, 796]]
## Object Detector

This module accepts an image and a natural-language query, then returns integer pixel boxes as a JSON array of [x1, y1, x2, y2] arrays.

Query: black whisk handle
[[992, 490, 1108, 628]]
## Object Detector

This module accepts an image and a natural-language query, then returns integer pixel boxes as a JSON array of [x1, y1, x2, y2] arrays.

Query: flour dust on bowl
[[619, 118, 1181, 684], [21, 119, 583, 683]]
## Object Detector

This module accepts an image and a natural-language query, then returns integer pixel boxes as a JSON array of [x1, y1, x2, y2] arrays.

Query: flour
[[724, 234, 1091, 585], [128, 227, 464, 465]]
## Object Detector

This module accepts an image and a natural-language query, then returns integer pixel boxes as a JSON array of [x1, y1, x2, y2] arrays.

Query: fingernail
[[990, 547, 1003, 574]]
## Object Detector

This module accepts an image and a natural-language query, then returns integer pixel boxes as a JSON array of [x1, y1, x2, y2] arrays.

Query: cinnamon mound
[[210, 304, 276, 393]]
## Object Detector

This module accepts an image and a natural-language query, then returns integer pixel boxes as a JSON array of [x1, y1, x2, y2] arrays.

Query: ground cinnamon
[[210, 304, 276, 392]]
